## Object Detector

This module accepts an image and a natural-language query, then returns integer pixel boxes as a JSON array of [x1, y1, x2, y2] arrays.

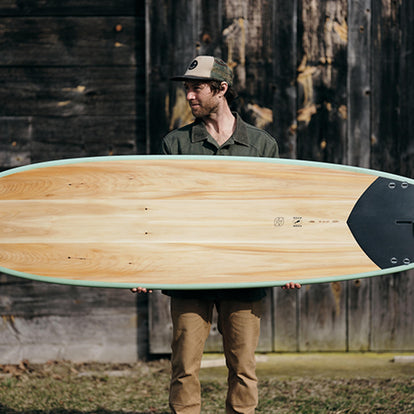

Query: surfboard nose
[[347, 177, 414, 269]]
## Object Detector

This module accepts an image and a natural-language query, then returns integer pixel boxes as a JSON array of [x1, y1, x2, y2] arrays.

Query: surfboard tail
[[347, 177, 414, 269]]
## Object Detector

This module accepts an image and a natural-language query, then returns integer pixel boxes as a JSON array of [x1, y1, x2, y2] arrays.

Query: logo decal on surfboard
[[293, 217, 303, 227], [274, 217, 284, 227]]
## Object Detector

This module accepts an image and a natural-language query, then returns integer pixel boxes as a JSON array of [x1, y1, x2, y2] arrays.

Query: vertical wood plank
[[397, 0, 414, 177], [272, 0, 300, 350], [345, 0, 372, 352], [295, 0, 349, 352], [223, 0, 275, 132], [197, 0, 223, 56], [272, 0, 298, 158], [146, 0, 173, 153], [149, 291, 172, 354], [370, 0, 402, 174], [346, 0, 371, 167], [257, 290, 273, 352], [371, 272, 414, 351], [299, 282, 347, 351], [147, 0, 209, 152], [296, 0, 348, 164], [347, 279, 371, 351], [273, 288, 298, 352]]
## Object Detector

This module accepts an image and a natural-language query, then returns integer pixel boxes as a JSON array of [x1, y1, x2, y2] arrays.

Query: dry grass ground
[[0, 353, 413, 413]]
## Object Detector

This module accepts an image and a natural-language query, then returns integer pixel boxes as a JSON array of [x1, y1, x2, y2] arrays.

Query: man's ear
[[220, 81, 229, 96]]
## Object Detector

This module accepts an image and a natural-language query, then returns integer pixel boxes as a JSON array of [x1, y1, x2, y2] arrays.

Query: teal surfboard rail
[[1, 263, 414, 290], [2, 154, 414, 184]]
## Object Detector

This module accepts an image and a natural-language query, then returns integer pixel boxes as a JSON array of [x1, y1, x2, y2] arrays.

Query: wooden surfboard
[[0, 155, 413, 289]]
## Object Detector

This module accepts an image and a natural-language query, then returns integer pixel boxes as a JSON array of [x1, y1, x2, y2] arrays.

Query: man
[[134, 56, 300, 414]]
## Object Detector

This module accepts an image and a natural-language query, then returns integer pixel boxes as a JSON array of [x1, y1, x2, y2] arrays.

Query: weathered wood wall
[[0, 0, 413, 363], [0, 1, 148, 363], [148, 0, 414, 353]]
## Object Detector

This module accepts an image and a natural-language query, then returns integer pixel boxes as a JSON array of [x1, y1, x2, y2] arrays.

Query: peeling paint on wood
[[246, 103, 272, 129], [62, 86, 86, 93], [297, 59, 318, 124], [168, 87, 194, 130], [338, 105, 347, 120], [223, 18, 246, 89]]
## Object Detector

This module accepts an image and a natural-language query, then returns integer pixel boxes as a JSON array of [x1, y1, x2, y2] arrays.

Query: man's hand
[[282, 282, 302, 290], [130, 287, 152, 293]]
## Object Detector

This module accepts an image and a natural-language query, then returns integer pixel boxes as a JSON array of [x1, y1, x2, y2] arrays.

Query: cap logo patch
[[188, 60, 198, 70]]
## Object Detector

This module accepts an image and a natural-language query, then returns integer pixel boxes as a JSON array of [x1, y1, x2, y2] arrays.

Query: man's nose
[[186, 91, 195, 100]]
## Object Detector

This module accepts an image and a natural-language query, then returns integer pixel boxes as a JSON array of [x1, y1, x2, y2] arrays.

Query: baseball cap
[[171, 56, 233, 86]]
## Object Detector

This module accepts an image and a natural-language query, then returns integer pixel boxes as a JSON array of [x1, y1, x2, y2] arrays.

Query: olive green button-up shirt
[[162, 113, 279, 158], [161, 112, 279, 301]]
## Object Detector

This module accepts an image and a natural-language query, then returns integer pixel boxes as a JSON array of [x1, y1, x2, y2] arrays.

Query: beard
[[189, 100, 219, 119]]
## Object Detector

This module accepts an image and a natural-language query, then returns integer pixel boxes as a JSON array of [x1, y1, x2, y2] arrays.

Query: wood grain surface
[[0, 158, 381, 287]]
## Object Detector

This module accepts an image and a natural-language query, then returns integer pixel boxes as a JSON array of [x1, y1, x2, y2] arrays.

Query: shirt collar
[[191, 113, 250, 147]]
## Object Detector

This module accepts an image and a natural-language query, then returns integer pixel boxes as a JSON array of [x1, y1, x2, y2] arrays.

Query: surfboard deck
[[0, 155, 413, 289]]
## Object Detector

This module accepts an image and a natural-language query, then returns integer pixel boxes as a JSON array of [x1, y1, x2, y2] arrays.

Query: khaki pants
[[169, 296, 264, 414]]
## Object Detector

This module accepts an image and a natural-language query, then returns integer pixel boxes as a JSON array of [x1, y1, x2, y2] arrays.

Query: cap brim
[[170, 75, 215, 82]]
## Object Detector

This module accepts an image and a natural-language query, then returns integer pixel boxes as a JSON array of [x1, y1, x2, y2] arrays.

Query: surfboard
[[0, 155, 413, 289]]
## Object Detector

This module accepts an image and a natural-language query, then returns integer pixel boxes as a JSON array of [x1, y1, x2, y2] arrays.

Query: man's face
[[184, 81, 219, 118]]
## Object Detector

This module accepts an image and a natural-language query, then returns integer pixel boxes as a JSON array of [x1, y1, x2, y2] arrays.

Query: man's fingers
[[282, 282, 302, 289], [130, 287, 152, 293]]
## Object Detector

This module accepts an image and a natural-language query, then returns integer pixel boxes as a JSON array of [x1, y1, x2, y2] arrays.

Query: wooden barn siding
[[0, 1, 149, 363], [0, 0, 413, 363], [369, 0, 414, 352], [148, 0, 414, 354]]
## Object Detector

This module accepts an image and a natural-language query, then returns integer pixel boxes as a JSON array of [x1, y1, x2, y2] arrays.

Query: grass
[[0, 354, 413, 413]]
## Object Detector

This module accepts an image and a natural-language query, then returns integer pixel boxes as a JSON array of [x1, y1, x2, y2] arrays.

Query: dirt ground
[[200, 352, 414, 379], [1, 353, 413, 413]]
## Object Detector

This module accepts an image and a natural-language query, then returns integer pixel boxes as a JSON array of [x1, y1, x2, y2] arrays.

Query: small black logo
[[274, 217, 284, 227], [293, 217, 303, 227], [188, 60, 198, 70]]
